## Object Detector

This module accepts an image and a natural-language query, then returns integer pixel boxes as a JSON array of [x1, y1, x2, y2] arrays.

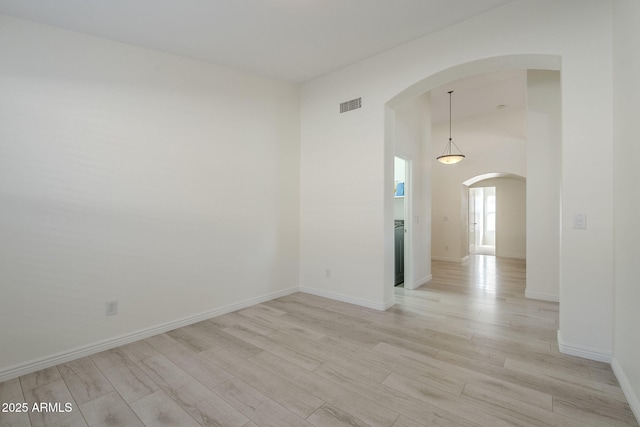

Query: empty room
[[1, 1, 639, 426]]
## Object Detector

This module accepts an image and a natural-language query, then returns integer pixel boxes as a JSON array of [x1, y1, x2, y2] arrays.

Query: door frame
[[394, 155, 414, 289]]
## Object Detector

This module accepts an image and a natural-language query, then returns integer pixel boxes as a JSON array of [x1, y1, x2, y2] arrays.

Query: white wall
[[526, 70, 561, 302], [612, 0, 640, 420], [0, 15, 300, 375], [394, 157, 406, 187], [300, 0, 614, 357], [471, 178, 526, 259], [393, 198, 404, 220], [393, 157, 405, 220]]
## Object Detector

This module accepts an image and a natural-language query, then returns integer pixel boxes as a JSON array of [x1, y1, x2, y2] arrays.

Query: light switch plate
[[573, 214, 587, 229]]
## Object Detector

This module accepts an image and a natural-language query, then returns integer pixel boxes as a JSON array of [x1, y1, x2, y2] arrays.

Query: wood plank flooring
[[1, 255, 637, 426]]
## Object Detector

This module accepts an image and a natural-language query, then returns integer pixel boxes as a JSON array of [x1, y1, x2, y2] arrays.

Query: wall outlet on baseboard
[[105, 300, 118, 316]]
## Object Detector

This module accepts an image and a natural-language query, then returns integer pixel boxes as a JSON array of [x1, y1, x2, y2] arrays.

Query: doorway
[[469, 186, 496, 256], [384, 55, 561, 307], [394, 156, 410, 286]]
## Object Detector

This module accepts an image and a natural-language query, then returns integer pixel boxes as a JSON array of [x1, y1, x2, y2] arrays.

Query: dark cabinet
[[395, 220, 404, 286]]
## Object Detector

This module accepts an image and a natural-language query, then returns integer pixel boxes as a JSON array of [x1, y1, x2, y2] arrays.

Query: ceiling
[[430, 69, 527, 124], [0, 0, 513, 83]]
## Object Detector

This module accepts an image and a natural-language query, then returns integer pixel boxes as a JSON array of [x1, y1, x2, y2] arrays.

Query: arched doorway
[[464, 174, 527, 258], [383, 54, 561, 307]]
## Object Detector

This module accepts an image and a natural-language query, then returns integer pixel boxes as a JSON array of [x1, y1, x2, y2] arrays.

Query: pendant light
[[437, 90, 465, 165]]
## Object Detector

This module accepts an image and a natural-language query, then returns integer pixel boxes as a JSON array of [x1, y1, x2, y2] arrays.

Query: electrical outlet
[[325, 269, 331, 279], [105, 300, 118, 316]]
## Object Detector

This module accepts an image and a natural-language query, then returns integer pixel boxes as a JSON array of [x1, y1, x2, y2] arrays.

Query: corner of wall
[[611, 358, 640, 424], [524, 290, 559, 303], [557, 331, 612, 363]]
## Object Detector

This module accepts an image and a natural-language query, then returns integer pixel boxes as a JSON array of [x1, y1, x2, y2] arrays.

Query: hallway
[[393, 255, 636, 426]]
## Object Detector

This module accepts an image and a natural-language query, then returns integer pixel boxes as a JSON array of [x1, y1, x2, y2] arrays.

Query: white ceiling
[[430, 69, 527, 124], [0, 0, 513, 83]]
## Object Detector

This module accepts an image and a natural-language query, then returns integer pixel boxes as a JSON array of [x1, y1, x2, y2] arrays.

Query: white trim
[[557, 331, 612, 363], [299, 286, 391, 311], [432, 256, 468, 263], [496, 255, 526, 260], [0, 287, 297, 383], [382, 298, 396, 310], [405, 274, 432, 290], [611, 357, 640, 424], [525, 290, 560, 302]]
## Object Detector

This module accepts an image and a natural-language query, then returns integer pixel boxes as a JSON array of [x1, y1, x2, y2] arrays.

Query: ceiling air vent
[[340, 97, 362, 113]]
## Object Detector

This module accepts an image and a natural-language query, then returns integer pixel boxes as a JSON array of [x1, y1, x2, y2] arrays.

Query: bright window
[[486, 195, 496, 231]]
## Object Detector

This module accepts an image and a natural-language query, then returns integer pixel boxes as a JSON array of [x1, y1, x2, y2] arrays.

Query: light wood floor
[[1, 255, 637, 426]]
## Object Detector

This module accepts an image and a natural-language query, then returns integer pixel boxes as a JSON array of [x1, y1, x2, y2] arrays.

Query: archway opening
[[383, 54, 561, 308]]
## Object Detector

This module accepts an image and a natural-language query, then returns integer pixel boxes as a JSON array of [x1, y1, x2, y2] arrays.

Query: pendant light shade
[[437, 90, 465, 165]]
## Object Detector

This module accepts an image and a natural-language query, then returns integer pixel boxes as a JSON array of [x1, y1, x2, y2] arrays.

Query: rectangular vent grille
[[340, 97, 362, 113]]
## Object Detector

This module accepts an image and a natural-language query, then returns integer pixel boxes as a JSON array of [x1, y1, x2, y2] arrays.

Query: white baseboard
[[299, 287, 392, 311], [382, 298, 396, 310], [525, 290, 559, 302], [0, 287, 298, 383], [418, 274, 433, 285], [496, 255, 526, 260], [432, 256, 467, 263], [405, 274, 432, 290], [611, 357, 640, 424], [557, 331, 612, 363]]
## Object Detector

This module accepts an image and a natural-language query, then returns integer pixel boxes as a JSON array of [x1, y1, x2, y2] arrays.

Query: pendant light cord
[[449, 90, 453, 142], [437, 89, 464, 163]]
